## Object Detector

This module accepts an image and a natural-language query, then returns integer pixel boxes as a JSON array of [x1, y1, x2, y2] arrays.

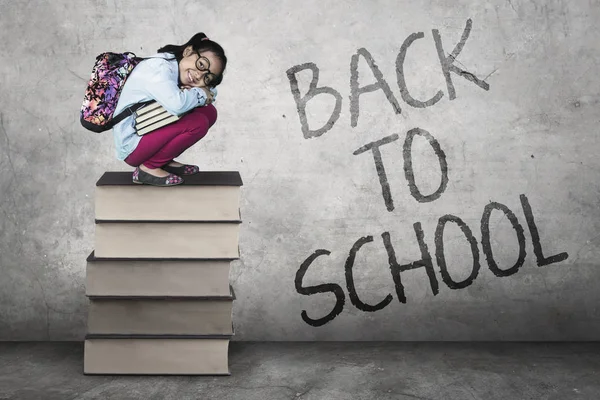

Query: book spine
[[135, 101, 162, 116], [136, 116, 181, 136], [136, 111, 174, 130]]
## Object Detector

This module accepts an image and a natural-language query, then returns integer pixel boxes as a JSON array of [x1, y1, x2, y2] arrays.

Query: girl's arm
[[137, 58, 208, 115]]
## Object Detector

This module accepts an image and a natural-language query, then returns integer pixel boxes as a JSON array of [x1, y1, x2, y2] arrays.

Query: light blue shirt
[[112, 52, 209, 160]]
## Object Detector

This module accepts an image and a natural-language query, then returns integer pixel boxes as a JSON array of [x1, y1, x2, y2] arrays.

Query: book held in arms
[[134, 101, 190, 136]]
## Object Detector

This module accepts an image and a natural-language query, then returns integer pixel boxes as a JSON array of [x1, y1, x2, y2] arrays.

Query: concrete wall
[[1, 0, 599, 340]]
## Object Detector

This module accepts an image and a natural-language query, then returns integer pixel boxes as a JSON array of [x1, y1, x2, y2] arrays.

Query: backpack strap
[[109, 100, 155, 128]]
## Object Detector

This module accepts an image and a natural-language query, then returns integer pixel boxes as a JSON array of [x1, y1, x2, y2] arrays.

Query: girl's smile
[[179, 47, 223, 89]]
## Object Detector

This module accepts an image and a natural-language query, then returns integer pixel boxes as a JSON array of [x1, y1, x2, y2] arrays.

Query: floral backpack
[[80, 52, 152, 132]]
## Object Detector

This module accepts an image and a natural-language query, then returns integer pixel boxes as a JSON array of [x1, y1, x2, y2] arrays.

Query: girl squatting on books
[[112, 32, 227, 187]]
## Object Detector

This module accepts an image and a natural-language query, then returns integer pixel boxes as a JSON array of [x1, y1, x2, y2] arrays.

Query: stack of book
[[83, 171, 243, 375], [134, 101, 187, 136]]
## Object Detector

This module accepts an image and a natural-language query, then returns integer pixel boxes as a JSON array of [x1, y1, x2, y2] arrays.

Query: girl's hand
[[200, 87, 215, 105], [179, 86, 216, 105]]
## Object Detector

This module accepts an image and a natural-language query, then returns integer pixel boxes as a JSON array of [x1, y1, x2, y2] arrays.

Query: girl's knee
[[124, 155, 140, 168], [180, 106, 217, 136], [181, 114, 210, 142], [203, 104, 218, 127]]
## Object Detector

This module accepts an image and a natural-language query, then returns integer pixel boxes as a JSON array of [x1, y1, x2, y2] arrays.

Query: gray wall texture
[[0, 0, 599, 340]]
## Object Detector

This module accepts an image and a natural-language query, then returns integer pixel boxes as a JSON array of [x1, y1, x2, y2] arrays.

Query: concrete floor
[[0, 342, 598, 400]]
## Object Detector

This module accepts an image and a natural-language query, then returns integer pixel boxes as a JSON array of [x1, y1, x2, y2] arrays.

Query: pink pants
[[125, 104, 217, 169]]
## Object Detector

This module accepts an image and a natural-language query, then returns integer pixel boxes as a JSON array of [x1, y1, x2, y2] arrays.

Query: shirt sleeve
[[136, 58, 207, 115]]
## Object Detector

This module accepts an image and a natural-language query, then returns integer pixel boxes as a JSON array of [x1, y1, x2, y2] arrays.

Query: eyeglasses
[[195, 53, 219, 86]]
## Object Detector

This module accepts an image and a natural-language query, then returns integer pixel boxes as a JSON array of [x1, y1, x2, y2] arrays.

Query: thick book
[[134, 101, 186, 136], [87, 289, 235, 335], [136, 112, 178, 130], [94, 221, 240, 259], [136, 115, 181, 135], [84, 336, 231, 375], [95, 171, 243, 222], [135, 101, 163, 116], [136, 105, 168, 123], [86, 252, 233, 297]]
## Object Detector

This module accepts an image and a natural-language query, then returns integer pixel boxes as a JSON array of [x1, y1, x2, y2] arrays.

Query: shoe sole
[[132, 178, 184, 187], [162, 166, 200, 176], [132, 181, 183, 187]]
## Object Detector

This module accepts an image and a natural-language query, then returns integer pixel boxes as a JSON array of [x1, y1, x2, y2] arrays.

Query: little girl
[[112, 32, 227, 186]]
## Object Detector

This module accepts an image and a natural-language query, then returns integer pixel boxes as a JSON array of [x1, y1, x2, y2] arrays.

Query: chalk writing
[[286, 63, 342, 139], [397, 32, 444, 108], [285, 18, 490, 138], [287, 18, 569, 327], [295, 249, 345, 327], [350, 48, 402, 127], [346, 236, 394, 312], [432, 19, 490, 100], [481, 202, 526, 277], [353, 128, 449, 210], [295, 195, 569, 327]]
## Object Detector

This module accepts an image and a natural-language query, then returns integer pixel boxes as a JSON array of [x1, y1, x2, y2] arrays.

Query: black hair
[[157, 32, 227, 86]]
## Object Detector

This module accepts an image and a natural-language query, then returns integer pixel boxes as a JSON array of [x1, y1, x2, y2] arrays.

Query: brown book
[[87, 290, 235, 335], [86, 252, 233, 297], [94, 171, 242, 259], [84, 336, 231, 375], [94, 221, 240, 259], [95, 172, 243, 222]]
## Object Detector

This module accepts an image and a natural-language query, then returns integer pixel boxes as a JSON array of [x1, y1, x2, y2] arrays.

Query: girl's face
[[179, 46, 223, 89]]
